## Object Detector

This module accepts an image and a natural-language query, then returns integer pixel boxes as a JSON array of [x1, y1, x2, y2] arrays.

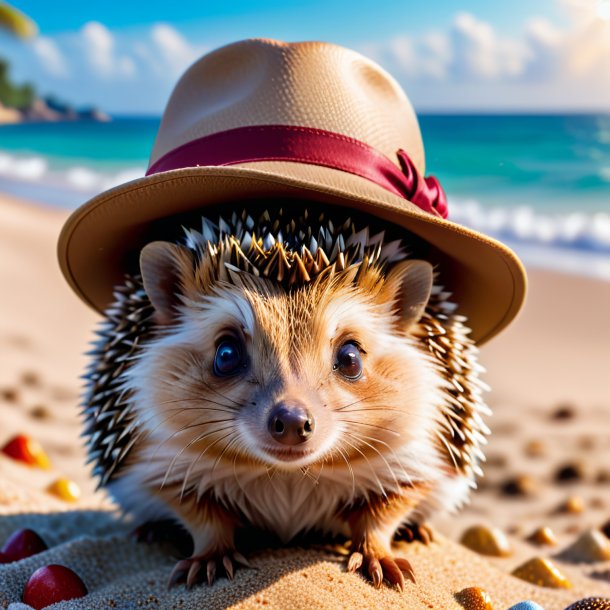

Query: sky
[[1, 0, 610, 114]]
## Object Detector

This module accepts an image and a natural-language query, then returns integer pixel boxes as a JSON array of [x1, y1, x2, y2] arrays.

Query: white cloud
[[78, 21, 139, 80], [150, 24, 201, 75], [31, 36, 68, 78], [81, 21, 114, 76], [360, 8, 610, 109]]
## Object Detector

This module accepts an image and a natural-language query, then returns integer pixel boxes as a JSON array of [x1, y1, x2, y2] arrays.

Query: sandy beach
[[0, 193, 609, 609]]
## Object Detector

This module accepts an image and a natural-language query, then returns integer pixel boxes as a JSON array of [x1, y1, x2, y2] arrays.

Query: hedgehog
[[80, 205, 489, 591]]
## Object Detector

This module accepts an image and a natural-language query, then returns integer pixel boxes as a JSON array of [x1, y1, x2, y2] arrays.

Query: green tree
[[0, 58, 36, 109]]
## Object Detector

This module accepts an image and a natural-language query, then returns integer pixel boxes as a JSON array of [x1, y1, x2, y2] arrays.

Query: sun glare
[[597, 0, 610, 20]]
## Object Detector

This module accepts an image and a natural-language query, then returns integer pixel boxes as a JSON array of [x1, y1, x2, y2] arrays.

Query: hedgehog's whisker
[[333, 444, 356, 503], [339, 406, 431, 420], [136, 407, 237, 461], [232, 447, 250, 498], [209, 435, 240, 487], [334, 393, 384, 412], [180, 428, 236, 501], [339, 436, 387, 498], [157, 396, 239, 411], [345, 430, 412, 489], [336, 418, 401, 437], [159, 424, 235, 490]]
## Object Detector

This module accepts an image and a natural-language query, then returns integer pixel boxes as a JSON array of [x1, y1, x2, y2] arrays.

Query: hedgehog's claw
[[347, 551, 414, 591], [394, 523, 434, 545], [168, 559, 192, 589], [167, 552, 248, 589]]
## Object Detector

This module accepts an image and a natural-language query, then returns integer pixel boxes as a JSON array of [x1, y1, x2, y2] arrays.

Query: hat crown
[[150, 39, 425, 174]]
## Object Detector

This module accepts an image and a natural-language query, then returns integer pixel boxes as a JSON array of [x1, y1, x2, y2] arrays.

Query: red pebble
[[0, 550, 10, 563], [22, 564, 87, 609], [1, 434, 51, 469], [1, 528, 48, 561]]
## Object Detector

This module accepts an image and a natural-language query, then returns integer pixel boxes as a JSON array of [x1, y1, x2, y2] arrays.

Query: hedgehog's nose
[[267, 402, 315, 445]]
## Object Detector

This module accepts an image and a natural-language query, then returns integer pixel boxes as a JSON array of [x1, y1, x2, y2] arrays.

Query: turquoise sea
[[1, 115, 610, 277]]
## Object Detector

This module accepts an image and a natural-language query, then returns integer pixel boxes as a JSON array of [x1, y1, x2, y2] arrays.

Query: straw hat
[[57, 38, 526, 344]]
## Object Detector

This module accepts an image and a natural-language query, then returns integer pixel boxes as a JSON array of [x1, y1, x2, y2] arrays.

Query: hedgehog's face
[[134, 240, 444, 482]]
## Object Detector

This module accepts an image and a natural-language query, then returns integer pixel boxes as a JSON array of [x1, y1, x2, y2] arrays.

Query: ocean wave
[[0, 152, 146, 199], [450, 198, 610, 254]]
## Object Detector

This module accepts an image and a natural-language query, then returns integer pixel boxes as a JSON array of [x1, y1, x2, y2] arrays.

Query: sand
[[0, 193, 609, 609]]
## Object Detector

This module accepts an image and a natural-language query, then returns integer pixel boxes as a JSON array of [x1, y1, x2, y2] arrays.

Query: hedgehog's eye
[[334, 342, 363, 380], [213, 337, 244, 376]]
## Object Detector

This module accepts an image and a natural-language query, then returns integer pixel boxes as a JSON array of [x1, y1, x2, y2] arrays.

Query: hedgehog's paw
[[167, 550, 252, 589], [347, 550, 415, 591], [394, 522, 434, 545]]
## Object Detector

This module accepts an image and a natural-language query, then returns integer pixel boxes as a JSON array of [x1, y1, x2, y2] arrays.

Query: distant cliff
[[0, 59, 110, 124]]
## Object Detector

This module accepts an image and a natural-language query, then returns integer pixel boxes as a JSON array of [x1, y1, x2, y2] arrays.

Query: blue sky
[[2, 0, 610, 113]]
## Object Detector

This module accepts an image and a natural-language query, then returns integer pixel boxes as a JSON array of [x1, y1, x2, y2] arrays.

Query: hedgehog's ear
[[140, 241, 195, 325], [381, 260, 434, 332]]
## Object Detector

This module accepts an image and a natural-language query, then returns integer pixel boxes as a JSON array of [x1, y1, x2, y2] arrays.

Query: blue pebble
[[508, 603, 546, 610]]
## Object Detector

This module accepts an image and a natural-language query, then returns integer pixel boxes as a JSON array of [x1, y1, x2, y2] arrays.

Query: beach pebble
[[485, 453, 507, 468], [564, 598, 610, 610], [0, 550, 10, 563], [561, 529, 610, 562], [551, 403, 575, 420], [1, 529, 48, 561], [1, 434, 51, 469], [507, 602, 545, 610], [555, 463, 585, 483], [22, 564, 87, 609], [28, 405, 49, 420], [527, 526, 557, 546], [578, 436, 595, 451], [591, 497, 605, 510], [597, 470, 610, 484], [455, 587, 494, 609], [511, 557, 572, 588], [460, 525, 512, 556], [501, 475, 537, 497], [20, 371, 40, 387], [559, 495, 585, 514], [524, 440, 546, 458], [0, 387, 19, 403], [47, 478, 81, 502]]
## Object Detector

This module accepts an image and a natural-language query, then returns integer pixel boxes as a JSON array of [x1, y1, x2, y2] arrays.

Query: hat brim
[[57, 160, 526, 345]]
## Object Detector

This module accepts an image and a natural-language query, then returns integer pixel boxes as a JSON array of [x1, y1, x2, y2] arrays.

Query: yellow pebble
[[455, 586, 495, 609], [47, 477, 81, 502], [562, 496, 585, 514], [527, 526, 558, 546], [460, 525, 512, 557], [511, 557, 572, 589]]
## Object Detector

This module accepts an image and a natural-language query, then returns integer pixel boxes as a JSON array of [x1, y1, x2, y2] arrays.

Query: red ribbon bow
[[396, 149, 448, 219]]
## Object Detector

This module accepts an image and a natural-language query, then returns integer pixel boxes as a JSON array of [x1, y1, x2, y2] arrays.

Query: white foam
[[451, 198, 610, 253], [0, 152, 146, 206], [0, 153, 47, 181]]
